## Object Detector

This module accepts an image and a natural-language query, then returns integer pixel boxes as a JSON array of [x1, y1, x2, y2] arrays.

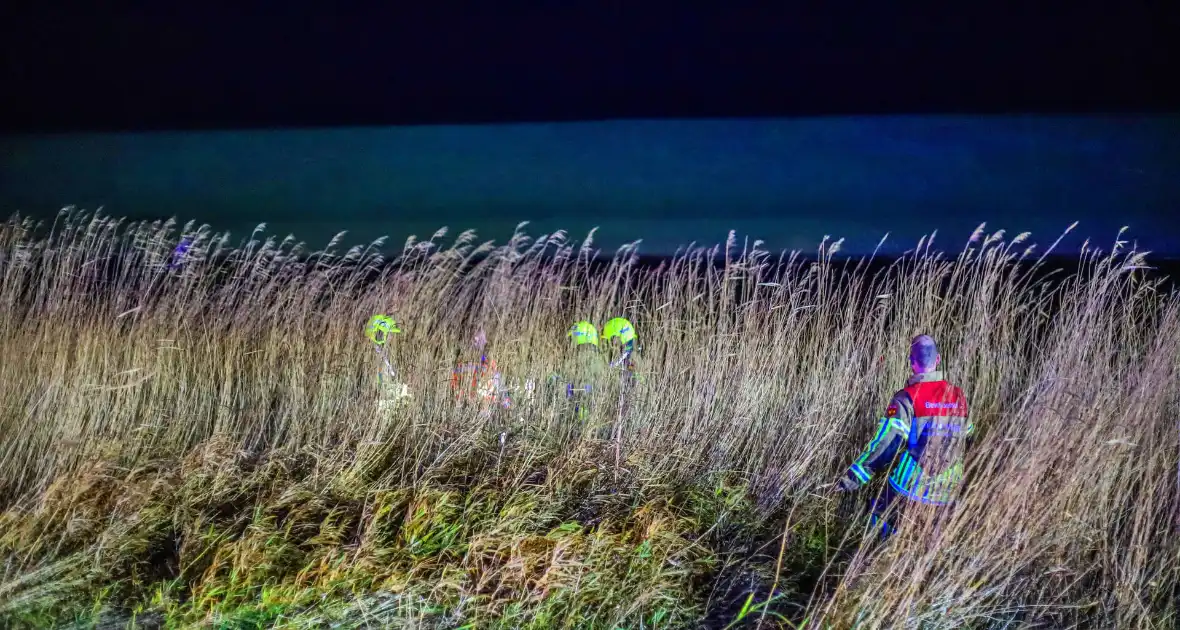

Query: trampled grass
[[0, 209, 1177, 628]]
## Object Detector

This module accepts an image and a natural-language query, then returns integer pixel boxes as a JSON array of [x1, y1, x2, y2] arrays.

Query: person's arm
[[839, 391, 913, 489]]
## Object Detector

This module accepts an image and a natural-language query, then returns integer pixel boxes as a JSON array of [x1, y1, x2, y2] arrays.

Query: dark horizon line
[[273, 249, 1180, 268], [6, 106, 1179, 136]]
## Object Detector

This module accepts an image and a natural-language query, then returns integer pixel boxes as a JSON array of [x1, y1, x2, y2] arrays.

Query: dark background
[[3, 4, 1177, 132], [1, 4, 1178, 260]]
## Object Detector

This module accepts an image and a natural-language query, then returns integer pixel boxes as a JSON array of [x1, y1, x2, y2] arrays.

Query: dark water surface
[[2, 116, 1178, 257]]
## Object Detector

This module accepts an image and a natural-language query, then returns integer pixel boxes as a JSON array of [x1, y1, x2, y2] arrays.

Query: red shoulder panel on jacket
[[908, 381, 967, 416]]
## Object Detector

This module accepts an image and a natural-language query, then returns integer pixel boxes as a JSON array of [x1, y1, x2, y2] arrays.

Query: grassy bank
[[0, 210, 1177, 628]]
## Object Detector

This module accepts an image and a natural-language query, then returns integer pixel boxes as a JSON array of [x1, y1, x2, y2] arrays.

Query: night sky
[[2, 5, 1178, 257]]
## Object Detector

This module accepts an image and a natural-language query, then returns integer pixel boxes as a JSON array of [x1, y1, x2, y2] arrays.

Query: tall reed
[[0, 209, 1175, 628]]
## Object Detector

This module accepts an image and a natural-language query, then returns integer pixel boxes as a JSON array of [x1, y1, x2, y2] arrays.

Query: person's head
[[603, 317, 636, 356], [909, 334, 940, 374], [365, 314, 401, 347], [569, 320, 599, 349]]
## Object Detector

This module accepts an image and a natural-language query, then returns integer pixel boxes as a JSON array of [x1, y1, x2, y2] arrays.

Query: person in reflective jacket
[[451, 329, 511, 409], [837, 334, 973, 539], [553, 320, 607, 419]]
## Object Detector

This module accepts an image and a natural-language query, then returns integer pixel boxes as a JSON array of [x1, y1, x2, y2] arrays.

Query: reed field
[[0, 209, 1177, 629]]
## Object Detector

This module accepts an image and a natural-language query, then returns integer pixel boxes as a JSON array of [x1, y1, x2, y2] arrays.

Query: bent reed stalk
[[0, 209, 1177, 628]]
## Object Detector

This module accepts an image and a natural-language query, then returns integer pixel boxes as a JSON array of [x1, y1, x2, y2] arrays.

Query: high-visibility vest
[[887, 378, 973, 505], [451, 355, 510, 407]]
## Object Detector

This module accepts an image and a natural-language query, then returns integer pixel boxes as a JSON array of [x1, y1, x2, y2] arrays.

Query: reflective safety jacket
[[844, 371, 973, 505], [451, 354, 511, 408]]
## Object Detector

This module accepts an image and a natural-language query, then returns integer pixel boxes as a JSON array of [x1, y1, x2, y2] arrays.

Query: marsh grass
[[0, 209, 1177, 628]]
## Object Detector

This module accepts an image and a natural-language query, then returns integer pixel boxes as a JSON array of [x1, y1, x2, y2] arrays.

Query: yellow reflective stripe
[[895, 458, 964, 503], [853, 420, 890, 465], [891, 453, 918, 490]]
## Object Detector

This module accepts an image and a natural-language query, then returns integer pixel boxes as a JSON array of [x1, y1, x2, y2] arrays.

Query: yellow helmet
[[365, 314, 401, 346], [602, 317, 635, 346], [569, 320, 599, 346]]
